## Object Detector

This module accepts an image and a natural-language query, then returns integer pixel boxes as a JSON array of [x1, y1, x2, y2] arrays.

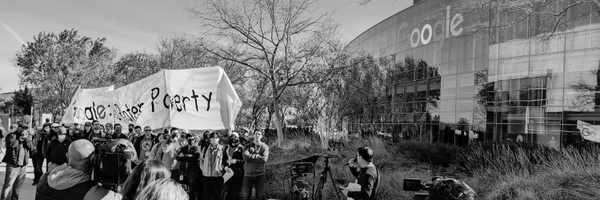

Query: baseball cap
[[17, 122, 28, 129]]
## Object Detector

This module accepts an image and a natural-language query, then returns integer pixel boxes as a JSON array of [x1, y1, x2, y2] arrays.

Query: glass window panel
[[459, 73, 475, 96], [499, 40, 529, 58], [499, 57, 529, 75], [566, 29, 600, 51], [441, 75, 457, 99], [489, 59, 498, 75], [457, 99, 474, 111], [530, 53, 565, 73], [531, 34, 565, 55]]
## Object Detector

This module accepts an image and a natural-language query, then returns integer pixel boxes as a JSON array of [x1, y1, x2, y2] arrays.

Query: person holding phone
[[343, 146, 379, 200]]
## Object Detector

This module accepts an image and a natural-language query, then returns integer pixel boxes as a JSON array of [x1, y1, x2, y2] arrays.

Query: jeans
[[1, 164, 27, 200], [32, 158, 45, 183], [227, 176, 244, 200], [243, 175, 265, 200], [203, 176, 224, 200]]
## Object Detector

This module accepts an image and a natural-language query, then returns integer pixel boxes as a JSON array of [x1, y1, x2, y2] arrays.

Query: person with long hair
[[120, 160, 171, 200], [134, 178, 188, 200]]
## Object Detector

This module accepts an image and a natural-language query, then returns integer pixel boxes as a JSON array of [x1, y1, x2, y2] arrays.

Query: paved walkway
[[0, 150, 42, 200]]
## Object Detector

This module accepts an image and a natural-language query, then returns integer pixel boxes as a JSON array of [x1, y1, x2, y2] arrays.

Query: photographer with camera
[[36, 139, 122, 200], [343, 146, 379, 200]]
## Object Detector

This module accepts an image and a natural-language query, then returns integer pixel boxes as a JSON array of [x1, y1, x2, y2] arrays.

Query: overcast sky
[[0, 0, 411, 92]]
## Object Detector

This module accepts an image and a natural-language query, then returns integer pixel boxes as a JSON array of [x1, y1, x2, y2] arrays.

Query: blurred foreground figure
[[428, 178, 476, 200], [35, 139, 122, 200], [120, 160, 171, 200], [134, 178, 188, 200]]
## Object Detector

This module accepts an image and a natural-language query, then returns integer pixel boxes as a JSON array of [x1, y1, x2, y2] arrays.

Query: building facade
[[347, 0, 600, 148]]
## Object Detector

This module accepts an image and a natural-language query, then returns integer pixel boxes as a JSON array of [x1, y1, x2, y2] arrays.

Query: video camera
[[403, 176, 443, 200], [91, 138, 138, 191]]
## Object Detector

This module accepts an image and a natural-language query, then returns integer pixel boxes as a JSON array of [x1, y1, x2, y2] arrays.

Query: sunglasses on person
[[144, 129, 151, 132], [51, 126, 60, 129]]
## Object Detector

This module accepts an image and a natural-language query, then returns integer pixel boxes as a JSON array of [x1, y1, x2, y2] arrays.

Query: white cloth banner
[[577, 120, 600, 143], [62, 85, 115, 124], [62, 67, 242, 130]]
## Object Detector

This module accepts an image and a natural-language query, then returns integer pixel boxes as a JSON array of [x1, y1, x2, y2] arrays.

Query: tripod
[[313, 157, 343, 200]]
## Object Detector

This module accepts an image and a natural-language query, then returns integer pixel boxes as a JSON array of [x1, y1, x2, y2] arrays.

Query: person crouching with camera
[[36, 139, 122, 200], [344, 146, 380, 200]]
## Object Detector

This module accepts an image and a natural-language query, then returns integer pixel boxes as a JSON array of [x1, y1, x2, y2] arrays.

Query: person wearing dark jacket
[[35, 139, 122, 200], [46, 127, 72, 172], [2, 122, 34, 200], [176, 134, 201, 200], [32, 124, 51, 185], [343, 146, 379, 200], [111, 124, 127, 140], [225, 132, 244, 200]]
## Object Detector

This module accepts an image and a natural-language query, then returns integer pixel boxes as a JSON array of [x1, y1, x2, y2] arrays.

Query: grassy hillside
[[262, 134, 600, 200]]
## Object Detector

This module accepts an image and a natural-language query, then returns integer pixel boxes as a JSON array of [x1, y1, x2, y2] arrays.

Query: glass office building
[[346, 0, 600, 148]]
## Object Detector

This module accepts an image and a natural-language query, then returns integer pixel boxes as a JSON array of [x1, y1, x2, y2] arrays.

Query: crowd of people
[[0, 119, 270, 200]]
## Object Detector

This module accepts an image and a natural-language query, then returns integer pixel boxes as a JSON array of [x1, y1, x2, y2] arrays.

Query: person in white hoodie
[[35, 139, 122, 200]]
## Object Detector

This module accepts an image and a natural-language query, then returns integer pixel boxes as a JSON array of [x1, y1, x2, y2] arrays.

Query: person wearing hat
[[176, 133, 202, 200], [238, 128, 250, 146], [45, 127, 72, 172], [225, 132, 245, 200], [1, 122, 34, 200]]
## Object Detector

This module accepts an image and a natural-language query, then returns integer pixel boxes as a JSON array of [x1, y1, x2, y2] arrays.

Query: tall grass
[[265, 134, 600, 200], [264, 134, 438, 200], [459, 143, 600, 200]]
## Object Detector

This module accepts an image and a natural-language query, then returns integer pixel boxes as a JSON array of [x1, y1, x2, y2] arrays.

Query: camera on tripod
[[403, 176, 443, 200]]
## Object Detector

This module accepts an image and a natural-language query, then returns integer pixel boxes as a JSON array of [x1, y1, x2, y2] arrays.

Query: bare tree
[[190, 0, 347, 146]]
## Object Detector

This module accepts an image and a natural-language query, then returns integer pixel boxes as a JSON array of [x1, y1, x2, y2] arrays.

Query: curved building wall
[[347, 0, 600, 147]]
